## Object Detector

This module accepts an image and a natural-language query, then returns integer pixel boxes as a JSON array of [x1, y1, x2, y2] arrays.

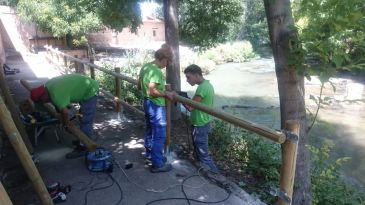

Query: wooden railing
[[43, 45, 299, 205]]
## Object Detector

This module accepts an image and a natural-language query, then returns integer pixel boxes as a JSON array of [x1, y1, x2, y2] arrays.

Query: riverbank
[[181, 58, 365, 186]]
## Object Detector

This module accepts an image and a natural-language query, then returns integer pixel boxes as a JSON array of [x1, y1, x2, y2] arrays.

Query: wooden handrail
[[44, 45, 137, 85], [45, 45, 286, 144], [173, 95, 286, 144]]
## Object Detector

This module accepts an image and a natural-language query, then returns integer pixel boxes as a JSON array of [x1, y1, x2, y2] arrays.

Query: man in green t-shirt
[[30, 74, 99, 159], [138, 45, 175, 173], [183, 64, 219, 174]]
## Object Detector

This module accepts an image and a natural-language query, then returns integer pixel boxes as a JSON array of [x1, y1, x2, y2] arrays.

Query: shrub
[[209, 120, 280, 203], [199, 41, 257, 65], [95, 49, 153, 106], [309, 142, 365, 205]]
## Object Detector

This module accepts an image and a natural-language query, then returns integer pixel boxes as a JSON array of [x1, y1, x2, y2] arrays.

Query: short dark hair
[[184, 64, 202, 76], [154, 45, 172, 62]]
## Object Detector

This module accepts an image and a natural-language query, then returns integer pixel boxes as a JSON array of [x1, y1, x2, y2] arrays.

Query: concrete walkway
[[3, 49, 264, 205]]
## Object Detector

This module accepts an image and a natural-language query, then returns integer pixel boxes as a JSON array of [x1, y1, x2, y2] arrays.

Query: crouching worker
[[30, 74, 99, 159], [183, 64, 219, 174]]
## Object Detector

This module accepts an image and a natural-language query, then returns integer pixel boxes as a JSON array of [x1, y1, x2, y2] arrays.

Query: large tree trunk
[[263, 0, 311, 204], [163, 0, 181, 120]]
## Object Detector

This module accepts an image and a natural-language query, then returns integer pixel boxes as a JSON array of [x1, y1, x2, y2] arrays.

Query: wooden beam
[[114, 67, 122, 113], [0, 95, 53, 205], [0, 70, 34, 153], [174, 95, 286, 144], [165, 84, 172, 150], [0, 182, 13, 205]]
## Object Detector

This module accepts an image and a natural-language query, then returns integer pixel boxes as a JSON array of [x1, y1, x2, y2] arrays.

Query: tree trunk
[[263, 0, 311, 204], [163, 0, 181, 120]]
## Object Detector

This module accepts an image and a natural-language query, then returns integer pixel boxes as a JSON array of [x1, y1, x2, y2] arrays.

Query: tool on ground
[[124, 160, 133, 169], [85, 147, 113, 172], [47, 182, 71, 203]]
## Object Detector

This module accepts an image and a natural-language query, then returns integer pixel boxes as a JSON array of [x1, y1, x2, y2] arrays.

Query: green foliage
[[95, 49, 152, 105], [179, 0, 243, 50], [120, 49, 152, 104], [96, 0, 142, 33], [210, 120, 365, 204], [14, 0, 142, 46], [209, 120, 281, 203], [239, 0, 269, 47], [199, 41, 257, 64], [309, 142, 365, 205], [293, 0, 365, 82], [17, 0, 102, 40]]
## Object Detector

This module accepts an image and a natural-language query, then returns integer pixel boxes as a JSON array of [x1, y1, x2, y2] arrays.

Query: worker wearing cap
[[30, 73, 99, 159]]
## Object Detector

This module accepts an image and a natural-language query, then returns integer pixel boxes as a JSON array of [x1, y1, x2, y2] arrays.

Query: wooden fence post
[[63, 56, 68, 74], [114, 67, 122, 113], [0, 182, 13, 205], [165, 84, 172, 151], [0, 96, 53, 205], [278, 120, 299, 205], [89, 57, 95, 80], [74, 55, 79, 73]]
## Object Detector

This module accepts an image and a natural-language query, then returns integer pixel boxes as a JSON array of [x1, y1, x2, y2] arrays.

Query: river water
[[181, 58, 365, 186]]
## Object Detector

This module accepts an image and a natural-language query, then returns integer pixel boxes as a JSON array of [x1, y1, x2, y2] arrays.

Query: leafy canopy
[[293, 0, 365, 82], [178, 0, 243, 49], [14, 0, 142, 45]]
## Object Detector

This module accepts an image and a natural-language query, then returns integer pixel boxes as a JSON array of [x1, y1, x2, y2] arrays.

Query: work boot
[[65, 145, 86, 159], [150, 163, 172, 173]]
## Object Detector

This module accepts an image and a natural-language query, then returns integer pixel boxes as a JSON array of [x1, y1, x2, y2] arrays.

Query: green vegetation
[[179, 0, 243, 49], [12, 0, 142, 46], [309, 142, 365, 205], [209, 120, 281, 204], [95, 49, 152, 105], [209, 120, 365, 204], [293, 0, 365, 81]]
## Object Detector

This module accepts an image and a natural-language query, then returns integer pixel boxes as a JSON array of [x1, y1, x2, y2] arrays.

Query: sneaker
[[65, 146, 86, 159], [150, 163, 172, 173], [145, 156, 167, 165]]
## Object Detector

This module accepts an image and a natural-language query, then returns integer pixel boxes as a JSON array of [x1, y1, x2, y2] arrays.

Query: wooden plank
[[0, 182, 13, 205], [0, 69, 34, 153], [0, 95, 53, 205]]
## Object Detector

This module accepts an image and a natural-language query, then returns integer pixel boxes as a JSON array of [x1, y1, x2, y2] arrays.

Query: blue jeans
[[192, 123, 218, 173], [143, 99, 166, 168], [79, 95, 97, 139]]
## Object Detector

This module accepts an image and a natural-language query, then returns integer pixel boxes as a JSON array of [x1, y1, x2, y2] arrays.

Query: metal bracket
[[278, 190, 292, 204], [270, 187, 292, 204], [283, 130, 299, 143]]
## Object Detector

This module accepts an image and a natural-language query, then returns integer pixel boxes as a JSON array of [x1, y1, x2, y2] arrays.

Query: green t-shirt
[[45, 74, 99, 110], [139, 63, 165, 106], [191, 80, 214, 126]]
